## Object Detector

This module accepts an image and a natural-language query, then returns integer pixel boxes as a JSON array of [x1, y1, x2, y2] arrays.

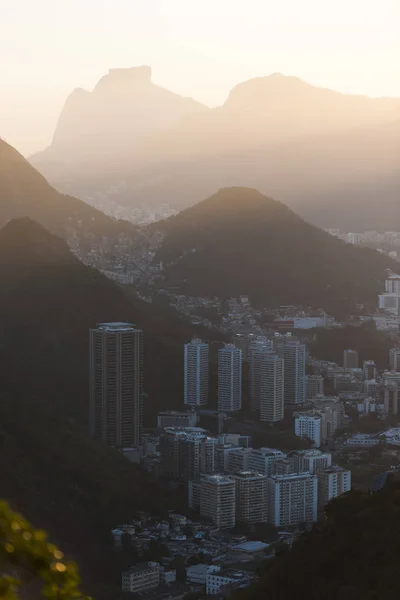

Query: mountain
[[153, 187, 397, 316], [239, 478, 400, 599], [31, 65, 207, 164], [29, 72, 400, 230]]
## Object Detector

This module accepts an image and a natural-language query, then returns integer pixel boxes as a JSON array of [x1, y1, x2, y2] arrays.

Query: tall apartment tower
[[259, 354, 285, 423], [184, 338, 209, 406], [267, 473, 318, 527], [343, 349, 359, 369], [306, 375, 324, 399], [89, 322, 143, 448], [218, 344, 242, 412], [283, 341, 306, 406], [200, 475, 236, 529], [233, 471, 268, 524], [389, 348, 400, 372], [249, 340, 274, 412], [317, 466, 351, 510]]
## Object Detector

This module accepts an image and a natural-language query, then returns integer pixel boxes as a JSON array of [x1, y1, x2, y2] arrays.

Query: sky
[[0, 0, 398, 156]]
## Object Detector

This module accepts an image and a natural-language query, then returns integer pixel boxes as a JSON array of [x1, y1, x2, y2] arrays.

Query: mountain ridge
[[154, 187, 398, 315]]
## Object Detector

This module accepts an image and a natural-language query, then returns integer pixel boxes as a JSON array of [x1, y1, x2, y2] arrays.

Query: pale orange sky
[[0, 0, 398, 155]]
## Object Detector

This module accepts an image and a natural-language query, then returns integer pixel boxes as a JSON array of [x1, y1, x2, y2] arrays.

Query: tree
[[0, 500, 89, 600]]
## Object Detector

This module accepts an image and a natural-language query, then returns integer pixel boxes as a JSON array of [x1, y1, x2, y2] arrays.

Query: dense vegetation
[[240, 478, 400, 599], [155, 187, 397, 316]]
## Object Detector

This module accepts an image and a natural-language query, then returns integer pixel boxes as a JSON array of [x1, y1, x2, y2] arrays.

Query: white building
[[248, 448, 286, 477], [186, 564, 220, 585], [284, 341, 306, 406], [206, 570, 247, 595], [291, 449, 332, 474], [317, 466, 351, 509], [218, 344, 242, 412], [200, 474, 236, 529], [159, 567, 176, 585], [233, 471, 268, 523], [122, 562, 160, 593], [267, 473, 318, 527], [259, 353, 285, 423], [306, 375, 324, 399], [184, 338, 209, 406], [295, 414, 322, 447]]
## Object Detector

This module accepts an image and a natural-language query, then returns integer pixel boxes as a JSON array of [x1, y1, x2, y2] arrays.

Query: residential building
[[259, 354, 285, 423], [317, 466, 351, 509], [295, 413, 322, 447], [343, 349, 359, 369], [184, 338, 209, 406], [267, 473, 318, 527], [233, 471, 268, 523], [306, 375, 324, 399], [389, 347, 400, 372], [384, 376, 400, 416], [89, 322, 143, 448], [122, 562, 160, 593], [160, 428, 216, 481], [206, 570, 247, 596], [248, 339, 274, 411], [186, 564, 220, 585], [159, 568, 177, 585], [188, 479, 202, 510], [215, 444, 240, 473], [291, 450, 332, 474], [363, 360, 377, 381], [157, 410, 198, 429], [284, 341, 306, 406], [200, 474, 236, 529], [218, 344, 242, 412], [227, 448, 252, 473], [248, 448, 286, 477]]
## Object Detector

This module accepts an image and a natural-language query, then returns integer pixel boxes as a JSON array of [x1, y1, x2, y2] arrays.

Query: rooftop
[[96, 322, 138, 332], [124, 562, 159, 574]]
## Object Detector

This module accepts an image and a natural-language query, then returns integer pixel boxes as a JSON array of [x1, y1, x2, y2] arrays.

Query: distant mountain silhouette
[[154, 187, 397, 315], [31, 65, 207, 164], [29, 71, 399, 230]]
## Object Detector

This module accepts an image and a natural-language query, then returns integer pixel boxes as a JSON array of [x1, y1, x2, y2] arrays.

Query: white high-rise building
[[248, 448, 286, 477], [295, 414, 322, 447], [284, 341, 306, 406], [233, 471, 268, 524], [218, 344, 242, 412], [267, 473, 318, 527], [200, 474, 236, 529], [89, 322, 143, 448], [259, 354, 285, 423], [306, 375, 324, 399], [291, 450, 332, 474], [317, 466, 351, 509], [389, 348, 400, 372], [184, 338, 209, 406]]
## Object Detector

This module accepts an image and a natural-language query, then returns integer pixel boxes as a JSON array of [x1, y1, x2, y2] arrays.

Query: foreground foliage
[[0, 501, 89, 600]]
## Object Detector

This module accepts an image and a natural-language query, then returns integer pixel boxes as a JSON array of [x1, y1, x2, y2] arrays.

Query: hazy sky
[[1, 0, 398, 155]]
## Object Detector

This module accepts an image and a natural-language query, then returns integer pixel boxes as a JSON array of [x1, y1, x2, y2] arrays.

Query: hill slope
[[0, 218, 199, 595], [154, 187, 397, 316], [29, 72, 400, 230]]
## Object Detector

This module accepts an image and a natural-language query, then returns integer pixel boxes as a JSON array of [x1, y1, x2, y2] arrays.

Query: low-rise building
[[159, 567, 177, 585], [122, 562, 160, 593], [186, 564, 220, 585], [206, 570, 247, 595]]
